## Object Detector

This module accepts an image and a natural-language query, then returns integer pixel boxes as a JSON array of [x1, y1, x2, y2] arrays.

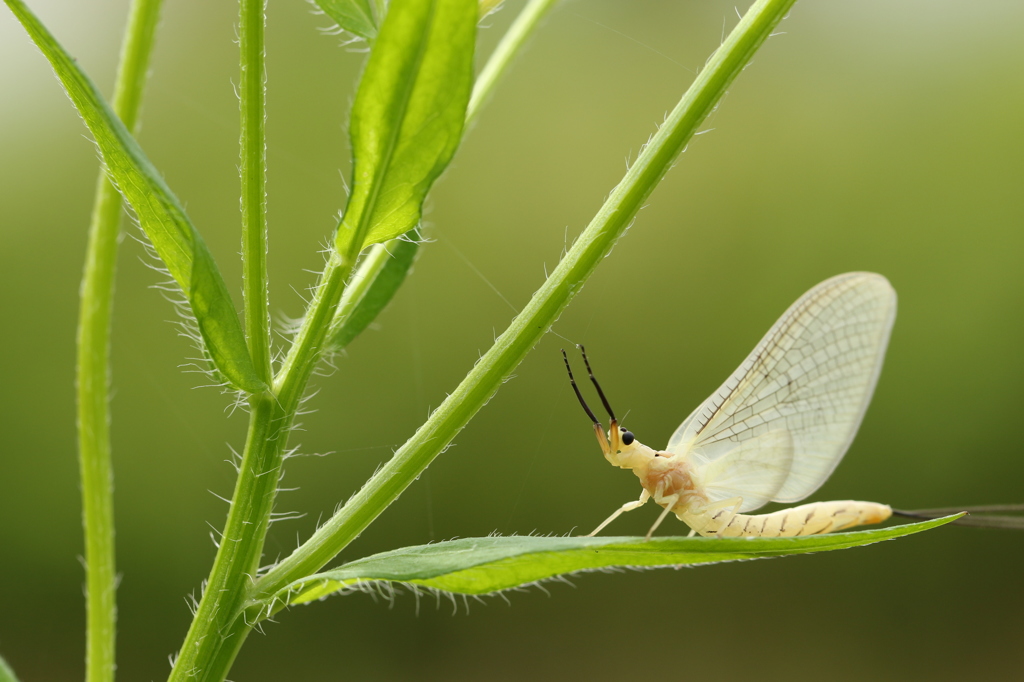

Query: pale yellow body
[[680, 499, 892, 538]]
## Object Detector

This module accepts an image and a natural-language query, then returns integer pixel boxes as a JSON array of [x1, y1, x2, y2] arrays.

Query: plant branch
[[240, 0, 272, 383], [76, 1, 163, 681], [252, 0, 800, 602], [166, 3, 281, 680], [167, 393, 285, 681]]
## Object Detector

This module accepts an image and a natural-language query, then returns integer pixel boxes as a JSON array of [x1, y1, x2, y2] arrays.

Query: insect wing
[[668, 272, 896, 506], [696, 429, 794, 512]]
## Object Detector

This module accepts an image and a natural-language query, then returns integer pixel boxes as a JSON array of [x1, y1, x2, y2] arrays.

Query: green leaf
[[317, 0, 380, 39], [6, 0, 265, 393], [0, 653, 19, 682], [335, 0, 475, 259], [272, 516, 958, 606], [190, 242, 267, 391], [328, 236, 419, 350]]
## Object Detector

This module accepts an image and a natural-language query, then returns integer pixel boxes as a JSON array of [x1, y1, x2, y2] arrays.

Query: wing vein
[[668, 272, 897, 508]]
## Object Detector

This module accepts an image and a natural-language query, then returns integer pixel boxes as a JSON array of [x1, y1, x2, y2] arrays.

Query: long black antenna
[[562, 349, 600, 426], [579, 345, 617, 422]]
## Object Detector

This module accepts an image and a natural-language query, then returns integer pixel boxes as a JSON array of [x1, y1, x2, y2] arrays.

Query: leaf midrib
[[346, 0, 438, 260]]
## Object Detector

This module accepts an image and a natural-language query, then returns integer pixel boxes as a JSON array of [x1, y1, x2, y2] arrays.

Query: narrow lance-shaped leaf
[[6, 0, 265, 393], [335, 0, 475, 260], [324, 0, 559, 351], [316, 0, 380, 39], [190, 242, 264, 390], [264, 517, 958, 609]]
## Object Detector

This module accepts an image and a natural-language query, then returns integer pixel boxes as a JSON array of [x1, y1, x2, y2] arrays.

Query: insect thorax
[[637, 454, 706, 508]]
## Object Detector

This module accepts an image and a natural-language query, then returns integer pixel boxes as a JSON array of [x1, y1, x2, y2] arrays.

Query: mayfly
[[563, 272, 898, 540]]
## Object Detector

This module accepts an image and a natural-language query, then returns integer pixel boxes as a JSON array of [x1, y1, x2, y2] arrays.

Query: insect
[[563, 272, 898, 540]]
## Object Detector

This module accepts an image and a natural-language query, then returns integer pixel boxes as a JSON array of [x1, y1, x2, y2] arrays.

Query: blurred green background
[[2, 0, 1022, 679]]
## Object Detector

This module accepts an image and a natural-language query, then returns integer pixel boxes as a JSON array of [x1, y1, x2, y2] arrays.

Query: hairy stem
[[166, 1, 280, 679], [76, 1, 163, 681], [167, 393, 286, 681], [240, 0, 272, 383]]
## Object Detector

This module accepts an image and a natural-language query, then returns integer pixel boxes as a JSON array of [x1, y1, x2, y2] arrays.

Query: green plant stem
[[167, 258, 351, 681], [240, 0, 272, 383], [467, 0, 557, 127], [170, 12, 361, 676], [76, 1, 162, 681], [166, 2, 283, 678], [274, 255, 353, 404], [165, 3, 281, 678], [167, 392, 285, 681], [174, 260, 365, 682], [252, 0, 799, 604], [328, 239, 399, 340]]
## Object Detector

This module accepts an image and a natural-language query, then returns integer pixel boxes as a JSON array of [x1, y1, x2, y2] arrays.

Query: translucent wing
[[695, 429, 794, 513], [668, 272, 896, 507]]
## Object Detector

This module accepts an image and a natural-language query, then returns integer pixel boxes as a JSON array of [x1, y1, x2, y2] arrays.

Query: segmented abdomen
[[684, 500, 892, 538]]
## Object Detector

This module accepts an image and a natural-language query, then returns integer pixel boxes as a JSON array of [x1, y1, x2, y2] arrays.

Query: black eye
[[621, 431, 635, 445]]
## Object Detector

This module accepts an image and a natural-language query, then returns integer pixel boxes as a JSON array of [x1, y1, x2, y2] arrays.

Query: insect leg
[[644, 495, 681, 541], [587, 490, 650, 537]]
